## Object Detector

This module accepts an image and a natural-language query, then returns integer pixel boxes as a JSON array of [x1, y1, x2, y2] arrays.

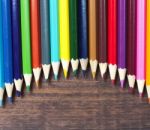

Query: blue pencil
[[77, 0, 88, 76], [0, 1, 4, 107], [2, 0, 14, 104], [49, 0, 60, 80], [11, 0, 23, 97]]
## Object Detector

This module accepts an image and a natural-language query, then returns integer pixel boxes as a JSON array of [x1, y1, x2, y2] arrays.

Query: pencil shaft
[[77, 0, 88, 59], [146, 0, 150, 85], [40, 0, 50, 64], [117, 0, 126, 68], [20, 0, 32, 74], [50, 0, 60, 62], [69, 0, 78, 60], [88, 0, 97, 60], [136, 0, 146, 79], [2, 0, 13, 83], [108, 0, 117, 65], [0, 1, 4, 88], [30, 0, 41, 68], [11, 0, 22, 79], [127, 0, 136, 75], [59, 0, 70, 60], [96, 0, 107, 63]]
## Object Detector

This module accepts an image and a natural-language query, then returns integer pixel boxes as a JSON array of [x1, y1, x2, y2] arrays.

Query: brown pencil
[[88, 0, 98, 79], [96, 0, 107, 79]]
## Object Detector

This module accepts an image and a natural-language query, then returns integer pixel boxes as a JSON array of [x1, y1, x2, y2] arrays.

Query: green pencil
[[20, 0, 32, 92], [69, 0, 79, 76]]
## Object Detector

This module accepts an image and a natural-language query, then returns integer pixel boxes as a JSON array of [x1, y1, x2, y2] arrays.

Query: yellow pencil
[[146, 0, 150, 103], [59, 0, 70, 78]]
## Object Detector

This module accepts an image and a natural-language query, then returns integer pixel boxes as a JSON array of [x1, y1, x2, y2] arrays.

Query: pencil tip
[[111, 80, 115, 85], [16, 90, 21, 97], [64, 70, 68, 79], [35, 81, 39, 87], [120, 80, 124, 88], [7, 97, 13, 104], [26, 86, 31, 93], [92, 72, 96, 79], [73, 70, 77, 77], [54, 75, 58, 80], [82, 70, 86, 77], [139, 93, 143, 98]]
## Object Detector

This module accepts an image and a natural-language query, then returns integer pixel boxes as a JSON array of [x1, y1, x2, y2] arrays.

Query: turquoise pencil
[[49, 0, 60, 80], [0, 1, 4, 106]]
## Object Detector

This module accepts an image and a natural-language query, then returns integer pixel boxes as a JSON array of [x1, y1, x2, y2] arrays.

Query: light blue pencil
[[49, 0, 60, 80]]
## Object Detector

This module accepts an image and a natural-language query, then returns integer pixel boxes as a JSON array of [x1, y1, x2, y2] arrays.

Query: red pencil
[[30, 0, 41, 86], [108, 0, 117, 84]]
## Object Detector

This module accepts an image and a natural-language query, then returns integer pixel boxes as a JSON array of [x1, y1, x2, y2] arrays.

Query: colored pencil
[[40, 0, 51, 80], [20, 0, 32, 92], [0, 1, 4, 106], [59, 0, 70, 78], [69, 0, 79, 76], [146, 0, 150, 102], [136, 0, 146, 97], [117, 0, 127, 88], [30, 0, 41, 86], [127, 0, 136, 92], [96, 0, 108, 79], [11, 0, 23, 97], [49, 0, 60, 80], [2, 0, 14, 103], [108, 0, 117, 84], [88, 0, 98, 79], [77, 0, 88, 76]]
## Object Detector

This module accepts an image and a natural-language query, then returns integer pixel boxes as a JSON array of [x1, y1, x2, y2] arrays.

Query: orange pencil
[[30, 0, 41, 86]]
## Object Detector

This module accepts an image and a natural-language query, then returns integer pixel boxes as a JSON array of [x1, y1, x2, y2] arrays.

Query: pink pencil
[[136, 0, 146, 97]]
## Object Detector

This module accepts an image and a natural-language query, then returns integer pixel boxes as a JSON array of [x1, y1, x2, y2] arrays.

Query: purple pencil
[[117, 0, 127, 88]]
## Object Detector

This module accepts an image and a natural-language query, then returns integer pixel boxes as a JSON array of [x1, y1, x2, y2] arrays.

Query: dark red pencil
[[127, 0, 136, 92], [96, 0, 108, 78]]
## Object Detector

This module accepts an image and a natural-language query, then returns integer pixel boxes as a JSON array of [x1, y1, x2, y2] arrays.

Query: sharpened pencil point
[[7, 97, 13, 104], [64, 70, 68, 79], [35, 81, 39, 87], [73, 70, 77, 77], [16, 90, 21, 97], [26, 86, 31, 93], [139, 93, 143, 98], [111, 80, 115, 85], [92, 72, 96, 79], [54, 75, 58, 80], [0, 100, 3, 107], [120, 80, 124, 88], [82, 70, 86, 77]]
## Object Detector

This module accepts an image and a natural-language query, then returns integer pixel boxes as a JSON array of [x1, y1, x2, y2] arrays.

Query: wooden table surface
[[0, 68, 150, 130]]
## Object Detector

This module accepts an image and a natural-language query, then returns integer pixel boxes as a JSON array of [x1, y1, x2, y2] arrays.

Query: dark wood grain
[[0, 67, 150, 130]]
